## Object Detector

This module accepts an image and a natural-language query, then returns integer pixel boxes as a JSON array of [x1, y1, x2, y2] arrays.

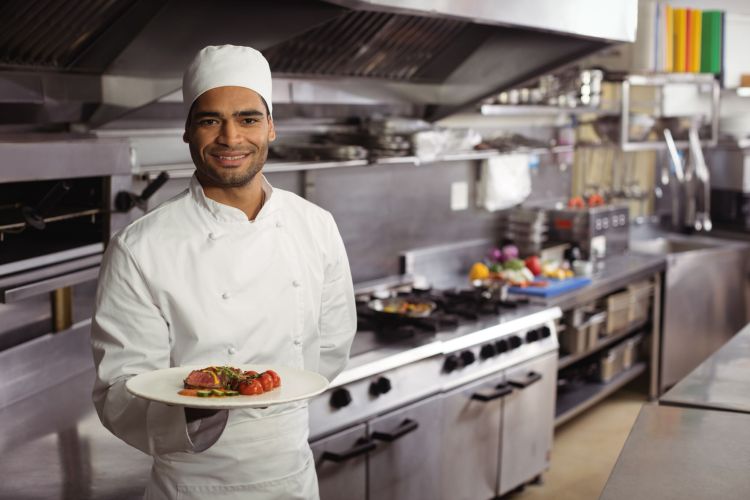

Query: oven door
[[498, 352, 558, 496], [439, 371, 508, 500], [367, 394, 442, 500], [311, 423, 371, 500]]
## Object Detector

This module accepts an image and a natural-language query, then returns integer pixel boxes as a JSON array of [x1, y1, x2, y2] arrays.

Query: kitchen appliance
[[307, 278, 561, 500], [547, 205, 630, 259], [0, 135, 169, 409]]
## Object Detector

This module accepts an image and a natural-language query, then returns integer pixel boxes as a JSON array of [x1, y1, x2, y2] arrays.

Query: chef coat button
[[293, 339, 302, 346], [276, 221, 283, 228], [222, 292, 231, 299], [292, 280, 301, 288], [228, 346, 237, 355], [208, 232, 217, 240]]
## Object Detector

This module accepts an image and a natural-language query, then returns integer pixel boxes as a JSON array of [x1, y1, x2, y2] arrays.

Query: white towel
[[477, 154, 531, 211]]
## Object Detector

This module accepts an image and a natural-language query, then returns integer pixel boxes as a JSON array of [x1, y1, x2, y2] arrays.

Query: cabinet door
[[311, 423, 370, 500], [367, 394, 442, 500], [439, 372, 507, 500], [499, 352, 558, 496]]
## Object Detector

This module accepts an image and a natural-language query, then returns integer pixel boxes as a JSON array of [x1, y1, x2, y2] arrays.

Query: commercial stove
[[308, 280, 561, 500]]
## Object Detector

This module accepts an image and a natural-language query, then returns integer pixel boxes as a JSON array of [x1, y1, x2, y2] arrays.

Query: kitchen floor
[[508, 388, 647, 500]]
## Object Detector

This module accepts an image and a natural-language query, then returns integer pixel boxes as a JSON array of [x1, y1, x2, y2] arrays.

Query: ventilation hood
[[0, 0, 637, 130]]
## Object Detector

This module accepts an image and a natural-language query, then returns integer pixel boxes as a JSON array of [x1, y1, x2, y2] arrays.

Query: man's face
[[183, 86, 276, 188]]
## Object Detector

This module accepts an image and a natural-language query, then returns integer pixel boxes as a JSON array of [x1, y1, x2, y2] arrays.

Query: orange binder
[[674, 8, 687, 72]]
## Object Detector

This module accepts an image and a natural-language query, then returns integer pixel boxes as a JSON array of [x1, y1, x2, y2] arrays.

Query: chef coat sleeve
[[317, 213, 357, 381], [91, 235, 227, 456]]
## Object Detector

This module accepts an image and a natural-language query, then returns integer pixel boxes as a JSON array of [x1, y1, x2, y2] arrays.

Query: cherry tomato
[[259, 372, 274, 392], [265, 369, 281, 388], [238, 379, 264, 395], [244, 370, 259, 377]]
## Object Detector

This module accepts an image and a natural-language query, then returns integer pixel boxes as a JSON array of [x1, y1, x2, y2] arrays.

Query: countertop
[[660, 322, 750, 414], [599, 403, 750, 500]]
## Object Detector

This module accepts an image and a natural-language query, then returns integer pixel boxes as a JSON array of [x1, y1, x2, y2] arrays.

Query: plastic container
[[606, 290, 631, 335], [627, 281, 653, 324]]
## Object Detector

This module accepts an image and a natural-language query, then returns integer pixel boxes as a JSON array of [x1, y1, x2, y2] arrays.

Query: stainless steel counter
[[537, 252, 665, 310], [600, 404, 750, 500], [661, 322, 750, 413]]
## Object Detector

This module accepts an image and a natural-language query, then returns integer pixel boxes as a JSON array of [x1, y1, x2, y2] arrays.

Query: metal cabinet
[[367, 395, 443, 500], [439, 371, 507, 500], [311, 423, 370, 500], [499, 352, 558, 496]]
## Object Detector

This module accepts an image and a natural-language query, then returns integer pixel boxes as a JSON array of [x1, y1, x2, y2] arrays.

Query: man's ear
[[183, 130, 188, 143], [268, 115, 277, 142]]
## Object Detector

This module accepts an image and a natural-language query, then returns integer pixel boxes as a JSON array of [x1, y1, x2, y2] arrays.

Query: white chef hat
[[182, 44, 273, 116]]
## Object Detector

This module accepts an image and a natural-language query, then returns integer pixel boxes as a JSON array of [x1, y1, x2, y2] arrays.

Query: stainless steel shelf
[[137, 147, 576, 180], [558, 319, 649, 370], [480, 104, 612, 117], [555, 362, 647, 427]]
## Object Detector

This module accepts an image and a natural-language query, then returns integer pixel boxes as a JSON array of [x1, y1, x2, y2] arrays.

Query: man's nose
[[217, 121, 242, 146]]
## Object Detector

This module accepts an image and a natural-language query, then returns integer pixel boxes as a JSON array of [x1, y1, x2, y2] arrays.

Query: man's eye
[[242, 118, 258, 125], [198, 119, 218, 126]]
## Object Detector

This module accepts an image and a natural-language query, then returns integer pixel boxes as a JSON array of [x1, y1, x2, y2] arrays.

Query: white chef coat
[[91, 174, 357, 500]]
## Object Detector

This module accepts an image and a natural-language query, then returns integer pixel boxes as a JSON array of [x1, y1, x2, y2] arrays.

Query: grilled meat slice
[[183, 369, 223, 389]]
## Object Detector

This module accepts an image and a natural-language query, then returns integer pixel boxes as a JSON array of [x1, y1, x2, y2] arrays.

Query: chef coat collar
[[189, 173, 277, 223]]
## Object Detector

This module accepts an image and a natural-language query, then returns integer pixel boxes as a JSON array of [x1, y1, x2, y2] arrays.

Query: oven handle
[[371, 418, 419, 442], [321, 438, 376, 463], [508, 371, 542, 389], [1, 266, 99, 303], [471, 383, 514, 402]]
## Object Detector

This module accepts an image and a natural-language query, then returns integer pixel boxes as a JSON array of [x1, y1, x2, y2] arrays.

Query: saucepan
[[367, 297, 437, 318]]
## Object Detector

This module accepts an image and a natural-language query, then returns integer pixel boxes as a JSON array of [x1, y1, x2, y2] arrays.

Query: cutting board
[[508, 276, 592, 297]]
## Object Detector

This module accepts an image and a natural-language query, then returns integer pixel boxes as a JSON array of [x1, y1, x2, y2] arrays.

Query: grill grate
[[264, 10, 468, 82], [0, 0, 136, 69]]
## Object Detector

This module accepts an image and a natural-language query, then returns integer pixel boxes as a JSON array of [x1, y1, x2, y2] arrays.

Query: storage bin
[[606, 290, 631, 335], [627, 281, 653, 324], [598, 350, 621, 383], [585, 312, 607, 348], [622, 334, 643, 369]]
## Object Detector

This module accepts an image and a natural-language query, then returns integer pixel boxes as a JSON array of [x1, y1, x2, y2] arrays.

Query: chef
[[91, 45, 357, 500]]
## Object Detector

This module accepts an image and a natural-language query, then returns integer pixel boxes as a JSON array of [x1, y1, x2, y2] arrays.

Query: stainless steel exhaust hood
[[0, 0, 636, 129]]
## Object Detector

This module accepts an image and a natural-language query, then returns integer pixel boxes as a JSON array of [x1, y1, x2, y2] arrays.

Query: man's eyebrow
[[192, 111, 222, 119], [236, 110, 265, 118]]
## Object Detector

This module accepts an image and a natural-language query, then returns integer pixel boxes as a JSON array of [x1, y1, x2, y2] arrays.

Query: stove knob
[[460, 350, 476, 366], [330, 388, 352, 409], [526, 329, 539, 342], [480, 343, 497, 359], [443, 354, 460, 373], [539, 326, 552, 338], [509, 335, 522, 349], [495, 339, 509, 354], [369, 377, 392, 396]]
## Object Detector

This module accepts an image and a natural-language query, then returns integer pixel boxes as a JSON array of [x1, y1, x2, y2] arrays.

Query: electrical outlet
[[451, 181, 469, 211]]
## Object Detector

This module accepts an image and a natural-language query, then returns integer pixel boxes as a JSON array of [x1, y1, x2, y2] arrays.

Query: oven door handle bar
[[371, 419, 419, 442], [320, 438, 376, 463], [508, 371, 542, 389], [471, 383, 514, 402]]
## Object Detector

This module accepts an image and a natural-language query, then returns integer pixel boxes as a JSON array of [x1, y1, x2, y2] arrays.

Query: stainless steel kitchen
[[2, 0, 750, 499]]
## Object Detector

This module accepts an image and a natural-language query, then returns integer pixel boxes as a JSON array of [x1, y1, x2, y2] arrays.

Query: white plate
[[126, 365, 329, 409]]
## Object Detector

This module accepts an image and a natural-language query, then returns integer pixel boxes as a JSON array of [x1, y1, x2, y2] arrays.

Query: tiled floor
[[508, 389, 647, 500]]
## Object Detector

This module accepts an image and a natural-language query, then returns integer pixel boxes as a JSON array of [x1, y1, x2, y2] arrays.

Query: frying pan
[[367, 297, 437, 318]]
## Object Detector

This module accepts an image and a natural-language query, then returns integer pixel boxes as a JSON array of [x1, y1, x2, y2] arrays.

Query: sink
[[630, 236, 726, 255]]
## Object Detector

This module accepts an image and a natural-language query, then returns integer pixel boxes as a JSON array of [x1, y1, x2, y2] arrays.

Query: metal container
[[547, 205, 630, 259], [606, 290, 631, 335]]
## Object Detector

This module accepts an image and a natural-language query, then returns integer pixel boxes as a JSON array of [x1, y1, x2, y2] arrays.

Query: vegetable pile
[[179, 366, 281, 397]]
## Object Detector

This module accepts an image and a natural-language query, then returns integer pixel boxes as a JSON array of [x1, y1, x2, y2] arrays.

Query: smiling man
[[91, 45, 357, 500]]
